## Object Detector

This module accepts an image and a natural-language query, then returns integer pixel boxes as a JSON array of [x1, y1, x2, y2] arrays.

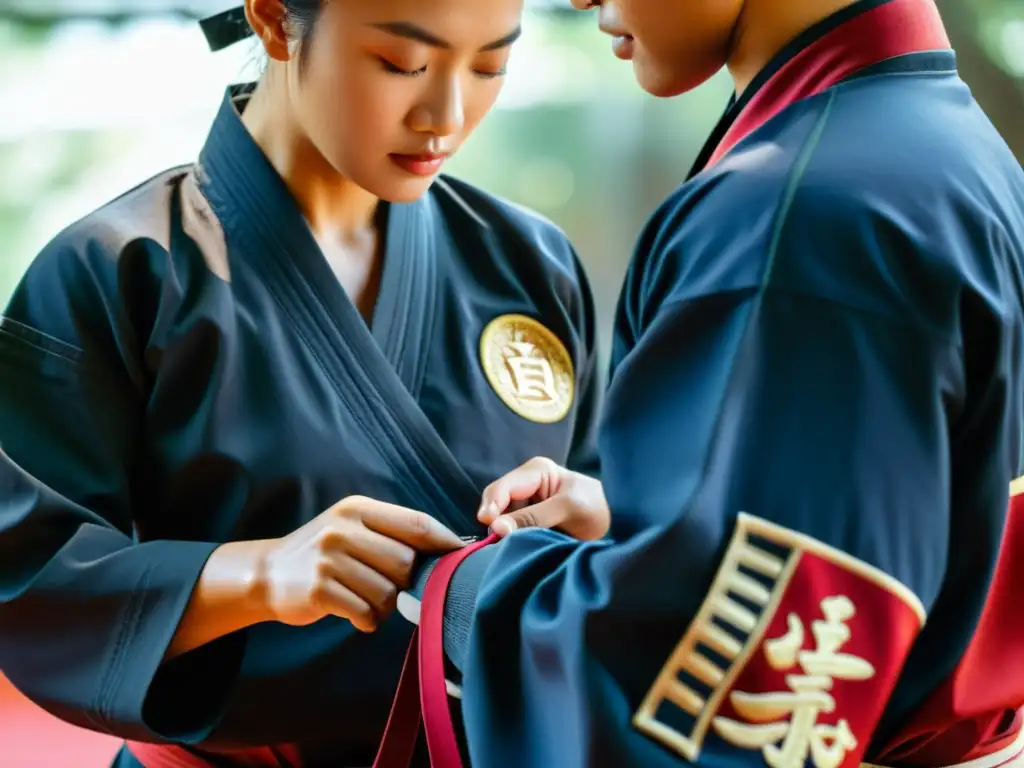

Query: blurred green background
[[1, 0, 1022, 353]]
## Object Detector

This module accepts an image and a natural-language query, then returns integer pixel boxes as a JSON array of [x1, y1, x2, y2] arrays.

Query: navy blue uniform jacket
[[0, 86, 601, 766]]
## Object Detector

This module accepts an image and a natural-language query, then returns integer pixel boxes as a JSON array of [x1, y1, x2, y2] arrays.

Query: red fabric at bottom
[[0, 673, 120, 767], [126, 741, 302, 768], [124, 741, 299, 765], [374, 534, 499, 768]]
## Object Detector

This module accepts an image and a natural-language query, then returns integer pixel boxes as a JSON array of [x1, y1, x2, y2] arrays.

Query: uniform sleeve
[[451, 285, 958, 767], [0, 241, 244, 743]]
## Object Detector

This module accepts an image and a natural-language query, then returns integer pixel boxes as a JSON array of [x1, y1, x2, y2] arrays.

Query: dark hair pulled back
[[200, 2, 325, 67], [280, 0, 324, 59]]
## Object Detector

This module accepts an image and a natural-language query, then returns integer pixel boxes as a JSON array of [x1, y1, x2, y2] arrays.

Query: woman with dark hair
[[0, 0, 607, 765]]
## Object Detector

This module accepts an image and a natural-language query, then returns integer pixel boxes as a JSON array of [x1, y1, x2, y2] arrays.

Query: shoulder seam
[[761, 89, 837, 289]]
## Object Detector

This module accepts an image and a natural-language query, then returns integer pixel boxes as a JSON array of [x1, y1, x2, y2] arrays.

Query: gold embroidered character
[[502, 331, 559, 402], [712, 595, 875, 768]]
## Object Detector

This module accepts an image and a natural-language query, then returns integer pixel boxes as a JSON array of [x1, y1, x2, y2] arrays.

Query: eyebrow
[[370, 21, 522, 52]]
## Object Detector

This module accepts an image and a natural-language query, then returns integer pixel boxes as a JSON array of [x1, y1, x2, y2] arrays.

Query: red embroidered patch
[[634, 514, 926, 768]]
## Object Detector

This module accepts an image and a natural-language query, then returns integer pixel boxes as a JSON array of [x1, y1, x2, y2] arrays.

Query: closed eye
[[379, 57, 507, 79], [380, 57, 426, 76]]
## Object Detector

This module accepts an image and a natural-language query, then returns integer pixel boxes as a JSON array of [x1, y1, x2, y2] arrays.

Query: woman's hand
[[477, 457, 610, 541], [257, 496, 465, 632]]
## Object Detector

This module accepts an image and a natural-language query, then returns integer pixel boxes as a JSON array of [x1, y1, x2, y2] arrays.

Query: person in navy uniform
[[419, 1, 1024, 766], [0, 0, 609, 766]]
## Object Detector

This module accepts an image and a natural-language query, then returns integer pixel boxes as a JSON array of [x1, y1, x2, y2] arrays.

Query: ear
[[244, 0, 292, 62]]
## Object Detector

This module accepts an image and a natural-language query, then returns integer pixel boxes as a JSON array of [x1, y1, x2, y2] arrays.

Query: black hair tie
[[200, 6, 254, 52]]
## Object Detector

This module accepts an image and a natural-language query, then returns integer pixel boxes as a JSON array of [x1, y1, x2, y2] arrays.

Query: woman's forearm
[[164, 539, 275, 660]]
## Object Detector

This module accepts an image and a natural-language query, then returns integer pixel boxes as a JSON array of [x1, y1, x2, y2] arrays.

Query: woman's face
[[261, 0, 523, 202], [572, 0, 744, 97]]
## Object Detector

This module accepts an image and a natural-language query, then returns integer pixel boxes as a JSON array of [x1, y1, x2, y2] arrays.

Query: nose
[[408, 75, 464, 141], [597, 4, 624, 33]]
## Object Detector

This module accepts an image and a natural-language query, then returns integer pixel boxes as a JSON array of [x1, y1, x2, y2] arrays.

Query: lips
[[598, 20, 634, 61], [388, 152, 450, 177], [610, 34, 635, 60]]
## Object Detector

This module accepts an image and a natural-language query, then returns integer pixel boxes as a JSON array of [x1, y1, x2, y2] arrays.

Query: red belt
[[127, 535, 496, 768], [372, 534, 498, 768], [125, 742, 302, 767]]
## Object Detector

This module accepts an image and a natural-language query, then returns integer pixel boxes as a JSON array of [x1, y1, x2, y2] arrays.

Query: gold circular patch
[[479, 314, 575, 424]]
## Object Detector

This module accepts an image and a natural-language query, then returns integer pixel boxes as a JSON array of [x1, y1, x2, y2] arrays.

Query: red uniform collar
[[695, 0, 951, 173]]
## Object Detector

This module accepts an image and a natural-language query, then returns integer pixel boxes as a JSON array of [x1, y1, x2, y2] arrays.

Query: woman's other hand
[[477, 457, 609, 541]]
